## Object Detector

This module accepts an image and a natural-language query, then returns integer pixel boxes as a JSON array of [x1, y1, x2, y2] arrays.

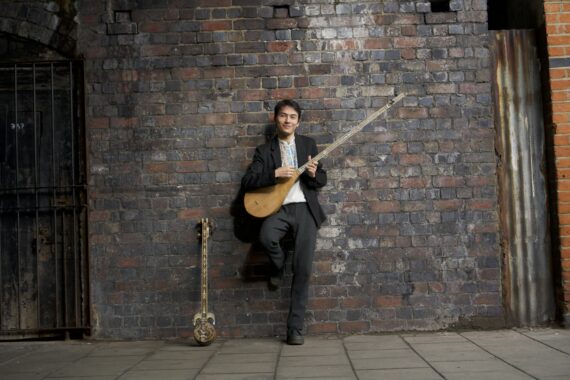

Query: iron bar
[[50, 63, 59, 328], [15, 64, 21, 331], [70, 62, 80, 327], [33, 63, 40, 331]]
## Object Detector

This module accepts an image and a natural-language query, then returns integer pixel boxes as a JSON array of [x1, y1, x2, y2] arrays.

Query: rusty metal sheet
[[491, 30, 555, 326]]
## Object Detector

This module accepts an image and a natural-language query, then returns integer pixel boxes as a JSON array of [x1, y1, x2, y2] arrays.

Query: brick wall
[[544, 0, 570, 326], [3, 0, 502, 339]]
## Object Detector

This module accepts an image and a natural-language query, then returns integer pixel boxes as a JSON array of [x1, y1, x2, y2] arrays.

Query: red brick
[[237, 89, 267, 101], [473, 293, 500, 305], [110, 117, 139, 128], [547, 35, 570, 46], [141, 45, 172, 57], [90, 211, 111, 222], [560, 213, 570, 225], [374, 295, 402, 307], [202, 113, 237, 125], [364, 38, 392, 49], [87, 117, 109, 129], [266, 41, 295, 52], [203, 67, 235, 79], [201, 20, 232, 31], [434, 176, 465, 187], [117, 257, 139, 268], [434, 199, 463, 210], [175, 161, 208, 173], [401, 177, 430, 188], [340, 297, 370, 308], [339, 321, 370, 334], [178, 209, 204, 220], [140, 21, 168, 33], [144, 162, 174, 173], [266, 18, 298, 30], [269, 89, 298, 100], [394, 37, 426, 48], [398, 107, 428, 119], [370, 201, 400, 213], [308, 298, 338, 309], [307, 322, 338, 334], [467, 199, 494, 210], [555, 145, 570, 157], [300, 87, 329, 99], [553, 102, 570, 113]]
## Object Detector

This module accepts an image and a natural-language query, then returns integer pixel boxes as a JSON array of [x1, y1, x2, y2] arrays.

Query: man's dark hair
[[274, 99, 302, 120]]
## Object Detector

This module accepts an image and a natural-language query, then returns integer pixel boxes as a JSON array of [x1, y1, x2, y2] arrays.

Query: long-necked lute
[[244, 93, 406, 218], [193, 218, 216, 346]]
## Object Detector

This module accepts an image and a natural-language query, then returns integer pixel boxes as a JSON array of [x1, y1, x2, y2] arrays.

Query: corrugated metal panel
[[491, 30, 555, 326]]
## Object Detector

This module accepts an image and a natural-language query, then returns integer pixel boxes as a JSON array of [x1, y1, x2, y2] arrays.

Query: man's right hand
[[275, 166, 295, 178]]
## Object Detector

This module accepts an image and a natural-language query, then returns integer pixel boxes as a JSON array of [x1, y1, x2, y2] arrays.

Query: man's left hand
[[306, 156, 318, 178]]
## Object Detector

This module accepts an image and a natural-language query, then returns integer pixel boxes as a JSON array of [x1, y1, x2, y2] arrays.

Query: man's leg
[[258, 207, 292, 278], [287, 203, 317, 343]]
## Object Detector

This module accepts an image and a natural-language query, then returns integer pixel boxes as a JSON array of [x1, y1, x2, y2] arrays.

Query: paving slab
[[196, 374, 273, 380], [0, 328, 569, 380], [350, 355, 429, 370], [522, 328, 570, 354], [442, 371, 534, 380], [206, 352, 277, 364], [48, 356, 144, 377], [278, 353, 349, 367], [357, 367, 444, 380], [411, 341, 495, 362], [345, 347, 417, 360], [462, 329, 570, 378], [280, 337, 345, 357], [343, 334, 408, 351], [118, 369, 197, 380], [276, 363, 355, 378]]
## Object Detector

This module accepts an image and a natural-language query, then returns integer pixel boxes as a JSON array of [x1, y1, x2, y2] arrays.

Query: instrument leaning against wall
[[193, 218, 216, 346]]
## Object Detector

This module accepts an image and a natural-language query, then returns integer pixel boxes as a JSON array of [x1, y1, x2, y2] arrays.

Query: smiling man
[[241, 99, 327, 345]]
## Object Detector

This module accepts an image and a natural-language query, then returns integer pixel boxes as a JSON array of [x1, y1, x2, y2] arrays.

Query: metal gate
[[0, 62, 89, 339]]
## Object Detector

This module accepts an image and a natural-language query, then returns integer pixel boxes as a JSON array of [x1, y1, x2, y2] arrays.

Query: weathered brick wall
[[76, 0, 501, 339], [0, 0, 78, 57], [544, 0, 570, 326]]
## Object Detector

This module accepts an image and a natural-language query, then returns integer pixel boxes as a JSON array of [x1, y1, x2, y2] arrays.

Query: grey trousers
[[258, 203, 317, 334]]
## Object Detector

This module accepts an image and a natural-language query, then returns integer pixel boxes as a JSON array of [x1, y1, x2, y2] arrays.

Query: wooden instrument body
[[243, 173, 300, 219], [192, 312, 216, 345]]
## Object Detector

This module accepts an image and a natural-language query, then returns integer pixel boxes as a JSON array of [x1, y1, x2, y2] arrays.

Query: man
[[241, 99, 327, 345]]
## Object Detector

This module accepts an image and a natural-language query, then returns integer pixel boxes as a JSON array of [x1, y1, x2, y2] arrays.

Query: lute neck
[[296, 93, 405, 174], [200, 219, 209, 316]]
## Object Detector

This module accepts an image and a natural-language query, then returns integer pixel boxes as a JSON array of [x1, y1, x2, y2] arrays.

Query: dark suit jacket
[[241, 134, 327, 228]]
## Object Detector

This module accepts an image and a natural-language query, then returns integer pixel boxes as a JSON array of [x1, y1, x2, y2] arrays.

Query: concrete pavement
[[1, 328, 569, 379]]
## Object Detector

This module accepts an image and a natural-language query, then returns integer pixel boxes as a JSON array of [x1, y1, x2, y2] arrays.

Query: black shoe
[[268, 267, 283, 291], [268, 275, 281, 291], [286, 329, 304, 345]]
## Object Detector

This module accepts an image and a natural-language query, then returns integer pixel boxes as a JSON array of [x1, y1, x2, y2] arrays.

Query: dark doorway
[[0, 62, 89, 339], [488, 0, 545, 30]]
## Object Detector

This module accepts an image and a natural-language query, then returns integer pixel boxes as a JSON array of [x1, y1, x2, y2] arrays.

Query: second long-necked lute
[[244, 93, 406, 218], [193, 218, 216, 346]]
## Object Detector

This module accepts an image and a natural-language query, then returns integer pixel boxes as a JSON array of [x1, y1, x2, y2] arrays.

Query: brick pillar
[[544, 0, 570, 325]]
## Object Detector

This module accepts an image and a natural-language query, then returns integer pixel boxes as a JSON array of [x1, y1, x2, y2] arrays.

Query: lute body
[[244, 173, 300, 219], [244, 93, 406, 218]]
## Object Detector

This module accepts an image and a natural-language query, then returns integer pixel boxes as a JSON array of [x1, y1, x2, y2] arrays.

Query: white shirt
[[279, 138, 307, 205]]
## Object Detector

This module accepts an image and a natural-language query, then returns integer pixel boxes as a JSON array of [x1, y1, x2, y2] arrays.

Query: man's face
[[275, 105, 300, 141]]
